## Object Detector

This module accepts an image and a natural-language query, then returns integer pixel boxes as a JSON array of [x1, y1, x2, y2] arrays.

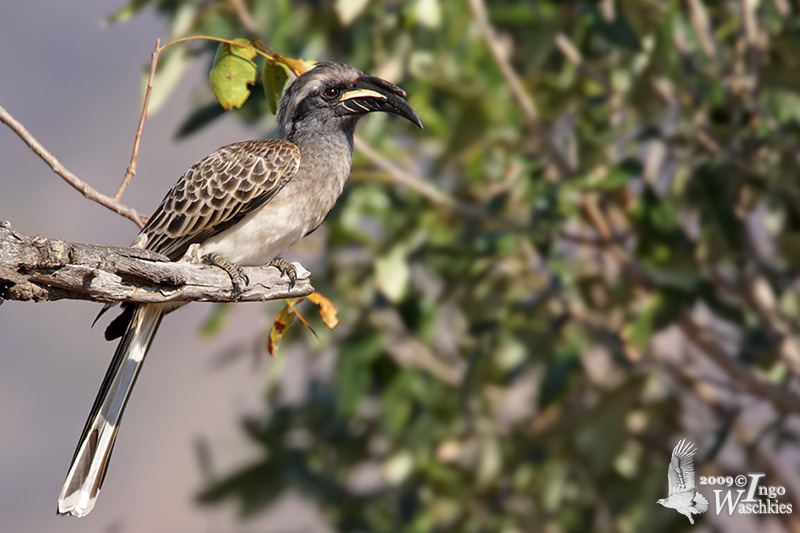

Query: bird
[[57, 61, 423, 517], [657, 439, 709, 524]]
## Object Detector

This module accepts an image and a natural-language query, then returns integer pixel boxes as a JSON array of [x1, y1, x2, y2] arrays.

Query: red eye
[[323, 87, 339, 99]]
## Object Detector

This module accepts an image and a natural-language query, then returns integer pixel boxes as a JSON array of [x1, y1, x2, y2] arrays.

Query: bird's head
[[278, 62, 422, 141]]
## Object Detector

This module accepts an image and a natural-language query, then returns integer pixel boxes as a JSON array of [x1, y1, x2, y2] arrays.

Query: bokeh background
[[2, 1, 800, 532]]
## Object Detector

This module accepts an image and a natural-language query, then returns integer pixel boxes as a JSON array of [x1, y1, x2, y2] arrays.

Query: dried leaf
[[280, 56, 316, 76], [307, 292, 339, 329], [267, 302, 297, 356]]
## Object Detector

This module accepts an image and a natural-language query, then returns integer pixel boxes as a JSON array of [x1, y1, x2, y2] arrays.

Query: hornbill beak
[[335, 75, 424, 129]]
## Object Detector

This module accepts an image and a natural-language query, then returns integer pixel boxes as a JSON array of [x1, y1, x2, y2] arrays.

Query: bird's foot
[[268, 257, 297, 289], [202, 253, 249, 299]]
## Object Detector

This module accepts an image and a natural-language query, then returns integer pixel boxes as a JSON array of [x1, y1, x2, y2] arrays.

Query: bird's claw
[[202, 253, 249, 299], [268, 257, 297, 289]]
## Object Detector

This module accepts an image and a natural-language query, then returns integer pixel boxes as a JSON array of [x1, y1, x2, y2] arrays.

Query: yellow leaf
[[307, 292, 339, 329], [267, 302, 297, 356], [279, 56, 316, 76]]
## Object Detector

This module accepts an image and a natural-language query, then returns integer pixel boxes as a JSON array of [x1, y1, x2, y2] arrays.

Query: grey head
[[278, 62, 423, 142]]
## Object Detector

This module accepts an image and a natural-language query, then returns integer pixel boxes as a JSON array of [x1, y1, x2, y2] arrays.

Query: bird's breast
[[196, 160, 349, 266]]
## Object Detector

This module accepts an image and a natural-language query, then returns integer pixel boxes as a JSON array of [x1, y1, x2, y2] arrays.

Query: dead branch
[[679, 315, 800, 417], [0, 222, 312, 305], [115, 39, 161, 201], [466, 0, 573, 177], [0, 104, 147, 228]]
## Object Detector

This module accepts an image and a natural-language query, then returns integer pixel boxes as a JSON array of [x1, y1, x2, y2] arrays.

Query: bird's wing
[[667, 439, 698, 495], [140, 139, 300, 260]]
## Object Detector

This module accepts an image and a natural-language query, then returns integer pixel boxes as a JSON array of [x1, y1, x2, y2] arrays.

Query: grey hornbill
[[57, 62, 422, 517]]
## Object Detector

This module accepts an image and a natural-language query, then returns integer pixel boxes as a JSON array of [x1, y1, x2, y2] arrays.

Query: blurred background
[[2, 1, 800, 532]]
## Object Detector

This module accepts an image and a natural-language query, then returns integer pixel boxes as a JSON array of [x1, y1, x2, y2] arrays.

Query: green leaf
[[261, 60, 289, 115], [209, 38, 259, 110], [375, 245, 410, 302], [538, 351, 580, 409]]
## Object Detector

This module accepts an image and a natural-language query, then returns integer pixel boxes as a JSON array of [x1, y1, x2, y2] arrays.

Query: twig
[[734, 423, 800, 532], [466, 0, 573, 177], [0, 103, 146, 228], [227, 0, 259, 36], [771, 0, 791, 17], [679, 315, 800, 416], [553, 33, 612, 95], [686, 0, 717, 59], [370, 305, 464, 386], [467, 0, 538, 122], [0, 222, 312, 304], [745, 275, 800, 380], [115, 39, 161, 201], [353, 135, 524, 230]]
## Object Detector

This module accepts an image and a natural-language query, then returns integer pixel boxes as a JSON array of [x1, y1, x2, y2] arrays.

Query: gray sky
[[0, 3, 329, 531]]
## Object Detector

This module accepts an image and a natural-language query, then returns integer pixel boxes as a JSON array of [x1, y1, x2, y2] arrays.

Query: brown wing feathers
[[140, 139, 300, 261]]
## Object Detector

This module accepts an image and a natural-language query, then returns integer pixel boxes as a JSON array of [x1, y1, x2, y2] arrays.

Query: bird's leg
[[202, 253, 250, 299], [268, 257, 297, 289]]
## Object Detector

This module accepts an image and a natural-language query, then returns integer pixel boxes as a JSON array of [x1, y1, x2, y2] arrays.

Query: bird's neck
[[288, 123, 355, 176], [287, 121, 355, 159], [286, 124, 356, 204]]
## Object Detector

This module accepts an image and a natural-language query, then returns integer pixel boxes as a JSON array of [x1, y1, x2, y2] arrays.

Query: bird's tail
[[693, 491, 710, 514], [57, 304, 165, 517]]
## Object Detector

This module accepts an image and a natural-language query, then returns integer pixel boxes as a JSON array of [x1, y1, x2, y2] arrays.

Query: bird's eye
[[322, 87, 339, 99]]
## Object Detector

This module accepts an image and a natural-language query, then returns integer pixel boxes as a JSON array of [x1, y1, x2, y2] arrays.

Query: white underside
[[195, 180, 325, 266]]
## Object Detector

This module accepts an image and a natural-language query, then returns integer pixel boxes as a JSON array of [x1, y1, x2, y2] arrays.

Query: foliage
[[118, 0, 800, 531]]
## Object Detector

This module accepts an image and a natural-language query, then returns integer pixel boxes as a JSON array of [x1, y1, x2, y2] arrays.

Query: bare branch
[[686, 0, 717, 59], [679, 315, 800, 417], [0, 104, 147, 228], [227, 0, 259, 36], [553, 33, 612, 95], [466, 0, 573, 177], [466, 0, 538, 122], [115, 39, 161, 201], [353, 135, 524, 230], [0, 222, 312, 305]]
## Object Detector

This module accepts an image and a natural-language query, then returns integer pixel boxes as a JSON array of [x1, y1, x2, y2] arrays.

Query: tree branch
[[679, 315, 800, 417], [466, 0, 573, 177], [353, 135, 525, 230], [0, 222, 312, 305], [115, 39, 160, 201], [0, 104, 147, 228]]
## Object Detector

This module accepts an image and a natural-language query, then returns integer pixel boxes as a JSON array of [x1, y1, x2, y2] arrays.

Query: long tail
[[57, 304, 165, 517]]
